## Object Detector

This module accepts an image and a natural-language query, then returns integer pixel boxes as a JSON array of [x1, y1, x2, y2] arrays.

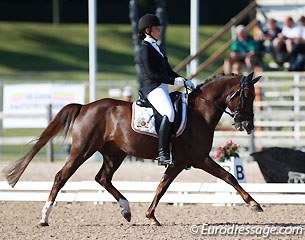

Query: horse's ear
[[252, 76, 262, 85], [245, 72, 254, 83]]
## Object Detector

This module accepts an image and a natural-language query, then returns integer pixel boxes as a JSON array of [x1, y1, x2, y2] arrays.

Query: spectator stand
[[256, 0, 305, 24], [255, 0, 305, 70]]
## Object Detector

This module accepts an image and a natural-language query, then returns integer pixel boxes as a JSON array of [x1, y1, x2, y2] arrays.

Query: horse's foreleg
[[95, 151, 130, 222], [146, 164, 185, 226], [193, 156, 263, 211]]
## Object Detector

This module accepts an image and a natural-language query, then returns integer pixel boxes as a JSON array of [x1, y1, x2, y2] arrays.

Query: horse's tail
[[2, 103, 83, 187]]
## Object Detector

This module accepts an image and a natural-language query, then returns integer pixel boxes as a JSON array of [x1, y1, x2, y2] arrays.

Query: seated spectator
[[289, 16, 305, 71], [273, 16, 303, 65], [260, 18, 282, 54], [224, 25, 259, 74]]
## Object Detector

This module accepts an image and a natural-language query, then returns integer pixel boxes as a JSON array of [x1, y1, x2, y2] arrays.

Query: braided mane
[[195, 73, 239, 89], [189, 73, 239, 100]]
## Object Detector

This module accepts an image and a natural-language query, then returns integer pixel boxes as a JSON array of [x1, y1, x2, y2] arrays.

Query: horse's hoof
[[38, 222, 49, 227], [148, 217, 162, 226], [152, 220, 162, 226], [251, 204, 264, 212], [121, 210, 131, 222]]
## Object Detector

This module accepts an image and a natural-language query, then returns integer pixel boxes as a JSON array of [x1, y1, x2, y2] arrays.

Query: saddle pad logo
[[137, 118, 149, 128]]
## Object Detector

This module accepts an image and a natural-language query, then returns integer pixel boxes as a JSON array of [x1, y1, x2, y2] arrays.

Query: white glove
[[174, 77, 185, 87], [184, 79, 195, 90]]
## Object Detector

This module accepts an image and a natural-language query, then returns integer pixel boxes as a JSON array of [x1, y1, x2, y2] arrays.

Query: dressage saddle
[[136, 90, 183, 134]]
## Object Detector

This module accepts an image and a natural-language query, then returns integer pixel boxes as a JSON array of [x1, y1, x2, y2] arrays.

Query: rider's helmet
[[138, 14, 161, 40], [138, 14, 161, 32]]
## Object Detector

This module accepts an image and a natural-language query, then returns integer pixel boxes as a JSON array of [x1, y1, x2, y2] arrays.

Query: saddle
[[132, 91, 187, 137]]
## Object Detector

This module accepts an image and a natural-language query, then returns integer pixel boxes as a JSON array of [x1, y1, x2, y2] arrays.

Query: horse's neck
[[193, 97, 224, 129], [195, 86, 226, 122], [192, 77, 237, 128]]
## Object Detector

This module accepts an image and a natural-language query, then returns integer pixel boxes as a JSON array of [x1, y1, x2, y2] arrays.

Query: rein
[[201, 97, 235, 118]]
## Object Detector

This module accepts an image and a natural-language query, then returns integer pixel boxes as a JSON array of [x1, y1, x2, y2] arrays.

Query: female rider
[[136, 14, 195, 166]]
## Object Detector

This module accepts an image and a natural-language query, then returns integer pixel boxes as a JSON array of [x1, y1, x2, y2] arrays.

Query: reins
[[201, 96, 235, 118]]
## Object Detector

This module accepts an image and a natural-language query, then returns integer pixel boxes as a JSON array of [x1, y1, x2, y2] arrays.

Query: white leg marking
[[118, 198, 130, 212], [39, 201, 53, 224]]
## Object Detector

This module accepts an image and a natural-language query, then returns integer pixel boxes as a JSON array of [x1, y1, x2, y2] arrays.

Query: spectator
[[273, 16, 303, 65], [260, 18, 282, 54], [288, 16, 305, 71], [224, 25, 259, 74]]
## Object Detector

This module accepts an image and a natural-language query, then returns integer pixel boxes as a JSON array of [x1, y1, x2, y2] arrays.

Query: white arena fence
[[1, 72, 305, 159], [0, 181, 305, 205]]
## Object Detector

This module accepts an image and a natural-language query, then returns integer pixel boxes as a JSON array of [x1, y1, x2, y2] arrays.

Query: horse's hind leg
[[146, 164, 185, 225], [94, 149, 130, 222], [39, 147, 95, 226], [194, 156, 263, 212]]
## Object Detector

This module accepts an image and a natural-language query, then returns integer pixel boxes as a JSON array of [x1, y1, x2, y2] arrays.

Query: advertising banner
[[3, 83, 85, 128]]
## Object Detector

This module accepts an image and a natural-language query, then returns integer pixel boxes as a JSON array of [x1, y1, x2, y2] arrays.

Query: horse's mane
[[195, 73, 239, 89], [188, 73, 240, 106]]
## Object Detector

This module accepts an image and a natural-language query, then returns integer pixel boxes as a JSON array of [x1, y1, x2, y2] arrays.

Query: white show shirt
[[144, 36, 164, 57]]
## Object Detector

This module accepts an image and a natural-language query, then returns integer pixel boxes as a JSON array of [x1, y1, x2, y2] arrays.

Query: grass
[[0, 22, 231, 81]]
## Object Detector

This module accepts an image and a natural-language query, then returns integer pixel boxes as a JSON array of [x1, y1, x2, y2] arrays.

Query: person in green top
[[224, 25, 259, 74]]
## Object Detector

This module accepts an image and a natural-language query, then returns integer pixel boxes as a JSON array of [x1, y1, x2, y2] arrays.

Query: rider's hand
[[174, 77, 186, 87], [184, 79, 195, 90]]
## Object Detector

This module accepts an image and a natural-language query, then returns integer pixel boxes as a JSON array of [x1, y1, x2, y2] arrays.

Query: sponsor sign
[[3, 84, 85, 128]]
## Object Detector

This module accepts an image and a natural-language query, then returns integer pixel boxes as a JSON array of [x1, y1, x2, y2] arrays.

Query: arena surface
[[0, 160, 304, 239]]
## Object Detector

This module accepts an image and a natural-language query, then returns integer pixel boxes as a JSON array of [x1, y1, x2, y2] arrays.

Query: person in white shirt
[[289, 16, 305, 71], [273, 16, 303, 64]]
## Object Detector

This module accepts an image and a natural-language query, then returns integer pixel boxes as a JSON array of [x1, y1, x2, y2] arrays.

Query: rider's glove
[[174, 77, 185, 87], [184, 79, 196, 90]]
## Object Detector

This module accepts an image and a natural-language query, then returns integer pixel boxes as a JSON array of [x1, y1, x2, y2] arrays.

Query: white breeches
[[147, 84, 175, 122]]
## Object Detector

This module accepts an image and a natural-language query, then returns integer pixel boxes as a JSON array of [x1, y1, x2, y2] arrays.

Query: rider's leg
[[147, 84, 175, 165], [157, 115, 174, 165]]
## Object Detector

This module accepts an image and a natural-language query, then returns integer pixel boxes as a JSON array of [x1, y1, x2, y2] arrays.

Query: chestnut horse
[[3, 72, 263, 226]]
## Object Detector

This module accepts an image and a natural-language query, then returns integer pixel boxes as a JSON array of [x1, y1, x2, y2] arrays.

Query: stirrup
[[157, 155, 175, 166]]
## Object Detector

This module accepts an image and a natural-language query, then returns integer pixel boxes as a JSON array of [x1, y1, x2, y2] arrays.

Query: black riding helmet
[[138, 14, 161, 39]]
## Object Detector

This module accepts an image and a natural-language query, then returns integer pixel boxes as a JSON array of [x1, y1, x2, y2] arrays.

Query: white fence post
[[293, 74, 300, 143]]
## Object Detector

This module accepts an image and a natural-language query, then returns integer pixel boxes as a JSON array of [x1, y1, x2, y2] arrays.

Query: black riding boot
[[157, 116, 174, 166]]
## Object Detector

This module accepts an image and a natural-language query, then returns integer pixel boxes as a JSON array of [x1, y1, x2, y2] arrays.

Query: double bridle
[[198, 76, 255, 121], [226, 78, 255, 120]]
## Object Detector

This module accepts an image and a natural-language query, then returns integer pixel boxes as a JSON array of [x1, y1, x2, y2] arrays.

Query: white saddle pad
[[131, 94, 187, 138]]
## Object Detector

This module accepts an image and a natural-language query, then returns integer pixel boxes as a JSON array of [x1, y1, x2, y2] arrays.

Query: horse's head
[[225, 72, 261, 134]]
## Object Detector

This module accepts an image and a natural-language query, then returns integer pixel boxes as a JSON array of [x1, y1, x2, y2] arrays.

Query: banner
[[3, 83, 85, 128]]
